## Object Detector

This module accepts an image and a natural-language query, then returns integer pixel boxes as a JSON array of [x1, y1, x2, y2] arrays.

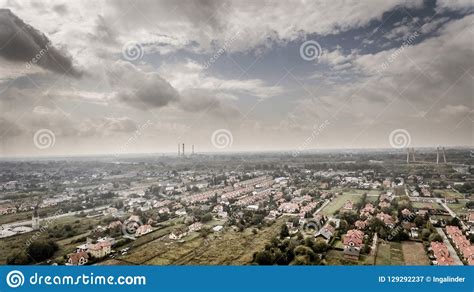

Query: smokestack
[[182, 143, 185, 156], [411, 148, 416, 162], [443, 147, 447, 163], [192, 144, 194, 155], [178, 144, 180, 156], [436, 147, 439, 164], [406, 148, 410, 164]]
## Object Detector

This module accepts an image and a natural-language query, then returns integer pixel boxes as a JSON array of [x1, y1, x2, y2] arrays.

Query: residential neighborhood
[[1, 149, 472, 266]]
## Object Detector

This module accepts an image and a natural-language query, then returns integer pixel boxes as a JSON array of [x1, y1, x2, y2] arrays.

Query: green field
[[375, 242, 404, 265], [401, 241, 429, 265], [438, 190, 466, 200], [325, 249, 374, 265], [447, 199, 470, 216], [110, 217, 288, 265], [320, 193, 364, 216], [366, 196, 379, 203], [412, 202, 444, 210]]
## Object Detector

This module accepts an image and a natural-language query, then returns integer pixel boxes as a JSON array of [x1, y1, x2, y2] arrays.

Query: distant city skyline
[[0, 0, 473, 157]]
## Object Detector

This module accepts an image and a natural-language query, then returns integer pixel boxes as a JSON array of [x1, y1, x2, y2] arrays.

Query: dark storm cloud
[[108, 61, 180, 110], [0, 9, 81, 77]]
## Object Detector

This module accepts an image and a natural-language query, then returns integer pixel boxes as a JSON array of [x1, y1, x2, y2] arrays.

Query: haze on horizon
[[0, 0, 473, 157]]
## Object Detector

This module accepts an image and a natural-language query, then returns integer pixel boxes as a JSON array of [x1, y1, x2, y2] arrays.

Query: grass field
[[366, 196, 379, 203], [320, 193, 364, 216], [114, 217, 287, 265], [325, 249, 374, 265], [375, 242, 404, 265], [412, 202, 444, 210], [448, 199, 470, 216], [401, 241, 429, 265], [438, 190, 466, 200], [0, 215, 103, 264]]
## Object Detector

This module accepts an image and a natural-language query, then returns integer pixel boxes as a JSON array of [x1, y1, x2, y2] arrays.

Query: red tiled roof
[[343, 229, 364, 247], [68, 252, 88, 264]]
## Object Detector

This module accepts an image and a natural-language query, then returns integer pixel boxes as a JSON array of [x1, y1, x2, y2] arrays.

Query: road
[[0, 205, 110, 232], [314, 199, 330, 214], [436, 227, 463, 265], [440, 201, 456, 217]]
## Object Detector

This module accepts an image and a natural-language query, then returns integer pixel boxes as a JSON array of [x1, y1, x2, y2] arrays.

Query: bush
[[27, 240, 58, 262], [200, 213, 213, 223]]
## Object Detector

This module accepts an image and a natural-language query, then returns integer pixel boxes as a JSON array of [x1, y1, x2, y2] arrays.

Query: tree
[[280, 224, 289, 238], [27, 241, 58, 262], [251, 214, 265, 225], [254, 250, 273, 265], [429, 233, 442, 242], [291, 255, 311, 265], [294, 245, 317, 262], [313, 240, 328, 253], [414, 216, 425, 228], [421, 229, 431, 241], [200, 213, 213, 223], [448, 218, 462, 228], [466, 201, 474, 209]]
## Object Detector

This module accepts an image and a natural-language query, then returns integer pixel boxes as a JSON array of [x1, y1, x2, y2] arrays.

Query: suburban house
[[135, 224, 152, 237], [188, 222, 203, 232], [445, 225, 474, 265], [342, 200, 353, 211], [278, 202, 299, 213], [401, 208, 414, 218], [169, 227, 188, 240], [212, 225, 224, 232], [360, 203, 375, 218], [315, 224, 335, 242], [66, 251, 89, 266], [88, 241, 112, 258], [378, 201, 391, 209], [379, 192, 394, 202], [354, 220, 368, 230], [468, 213, 474, 225], [107, 220, 122, 230], [376, 212, 396, 228], [343, 229, 364, 259], [430, 241, 454, 266]]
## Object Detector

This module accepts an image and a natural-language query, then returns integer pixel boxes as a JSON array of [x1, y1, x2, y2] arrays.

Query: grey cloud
[[108, 61, 180, 110], [107, 62, 239, 118], [89, 15, 118, 45], [0, 9, 81, 77], [179, 88, 240, 118]]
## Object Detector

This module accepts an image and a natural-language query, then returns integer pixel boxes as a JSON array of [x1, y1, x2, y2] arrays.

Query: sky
[[0, 0, 473, 157]]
